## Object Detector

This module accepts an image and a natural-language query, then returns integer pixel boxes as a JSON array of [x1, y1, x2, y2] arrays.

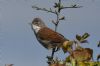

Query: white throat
[[32, 24, 41, 33]]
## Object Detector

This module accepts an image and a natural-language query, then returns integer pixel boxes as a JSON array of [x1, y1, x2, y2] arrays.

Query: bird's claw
[[46, 56, 54, 64]]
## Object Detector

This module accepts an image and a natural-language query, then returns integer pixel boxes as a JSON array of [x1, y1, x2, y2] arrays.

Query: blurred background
[[0, 0, 100, 66]]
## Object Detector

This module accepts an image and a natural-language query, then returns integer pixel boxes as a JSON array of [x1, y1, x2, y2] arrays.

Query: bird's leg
[[47, 48, 56, 64], [51, 48, 56, 59], [55, 47, 60, 52], [47, 47, 59, 64], [51, 47, 59, 59]]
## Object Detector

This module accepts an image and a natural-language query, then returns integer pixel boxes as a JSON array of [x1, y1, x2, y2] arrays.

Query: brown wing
[[37, 27, 65, 43]]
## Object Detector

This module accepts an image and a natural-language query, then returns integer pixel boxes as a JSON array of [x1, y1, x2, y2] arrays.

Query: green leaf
[[57, 2, 61, 8], [82, 33, 90, 40], [54, 3, 61, 8], [76, 33, 90, 43], [76, 34, 82, 41], [80, 40, 88, 43], [65, 56, 71, 62]]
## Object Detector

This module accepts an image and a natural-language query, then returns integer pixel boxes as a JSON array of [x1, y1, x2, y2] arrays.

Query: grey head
[[32, 18, 46, 33], [32, 18, 46, 28]]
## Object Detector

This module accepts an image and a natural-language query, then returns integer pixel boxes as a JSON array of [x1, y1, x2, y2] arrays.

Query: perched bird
[[31, 18, 69, 59]]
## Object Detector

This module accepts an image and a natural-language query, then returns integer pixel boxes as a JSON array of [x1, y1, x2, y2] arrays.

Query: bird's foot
[[46, 56, 54, 64]]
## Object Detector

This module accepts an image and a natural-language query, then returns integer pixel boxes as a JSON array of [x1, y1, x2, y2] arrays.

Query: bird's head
[[32, 18, 46, 33]]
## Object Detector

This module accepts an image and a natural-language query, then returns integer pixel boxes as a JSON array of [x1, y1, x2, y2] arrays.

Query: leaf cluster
[[76, 33, 90, 43]]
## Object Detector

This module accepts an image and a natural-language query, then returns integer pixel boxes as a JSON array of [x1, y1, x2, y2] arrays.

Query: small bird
[[31, 18, 69, 59]]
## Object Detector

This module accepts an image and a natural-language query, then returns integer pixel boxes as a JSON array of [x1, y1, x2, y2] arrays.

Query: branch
[[61, 5, 83, 9], [32, 6, 57, 14]]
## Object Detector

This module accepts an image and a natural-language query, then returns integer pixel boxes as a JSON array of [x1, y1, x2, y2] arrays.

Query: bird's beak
[[28, 22, 34, 30]]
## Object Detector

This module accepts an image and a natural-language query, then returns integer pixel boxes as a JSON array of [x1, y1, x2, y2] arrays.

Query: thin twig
[[32, 6, 57, 14], [62, 6, 83, 9], [55, 13, 59, 32], [54, 0, 61, 31]]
